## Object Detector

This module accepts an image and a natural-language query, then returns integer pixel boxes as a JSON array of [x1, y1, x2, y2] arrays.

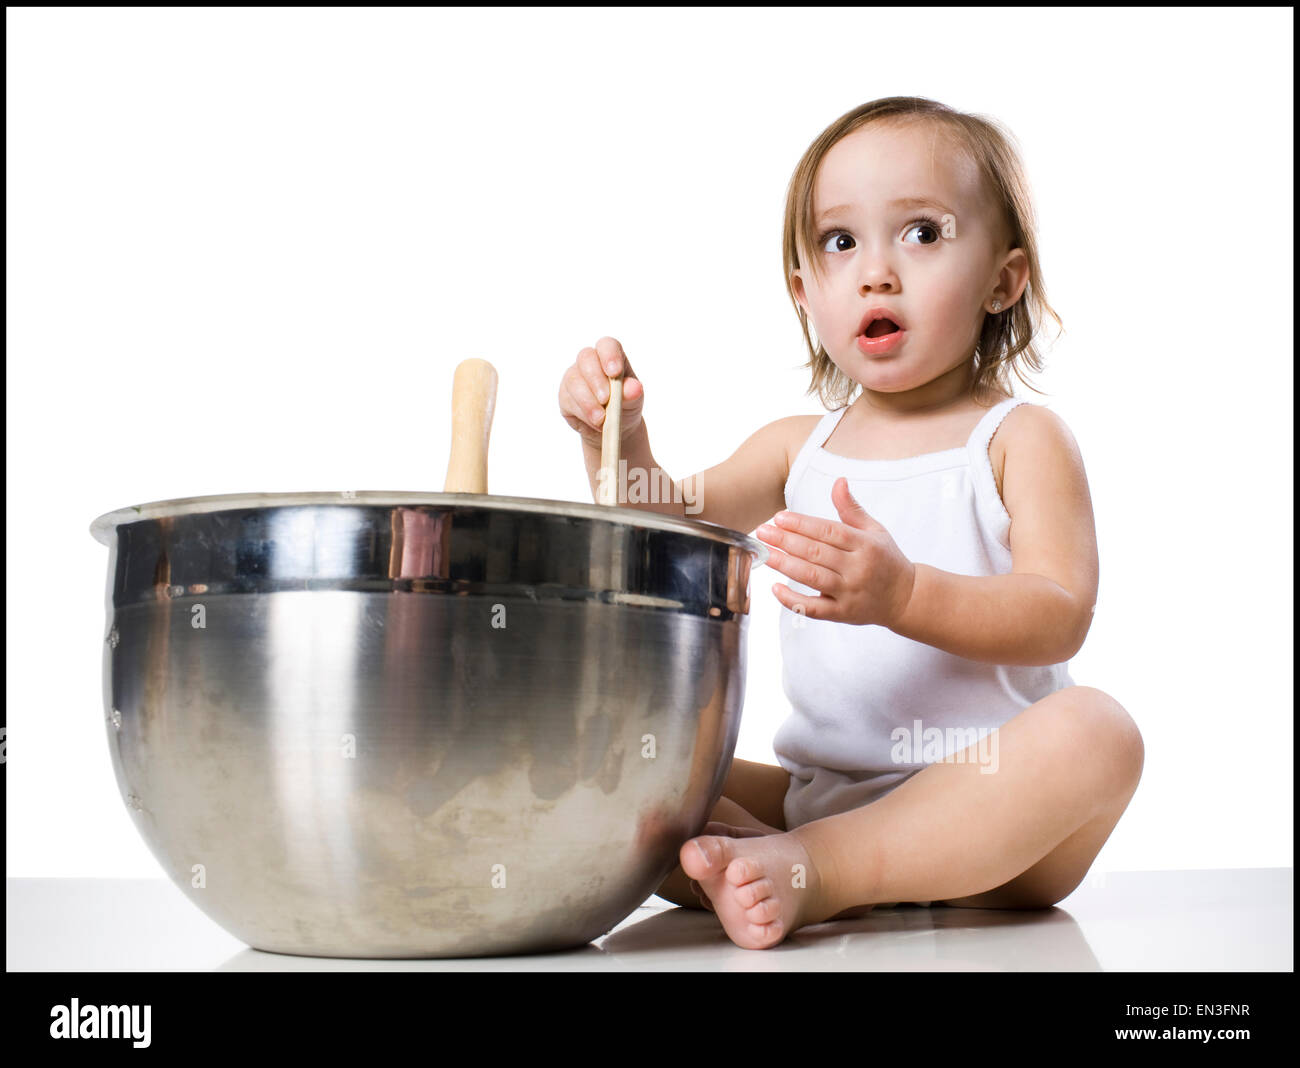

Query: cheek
[[800, 284, 836, 325], [919, 274, 982, 327]]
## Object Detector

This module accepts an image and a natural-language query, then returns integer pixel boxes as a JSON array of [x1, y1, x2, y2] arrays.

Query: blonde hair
[[782, 96, 1064, 410]]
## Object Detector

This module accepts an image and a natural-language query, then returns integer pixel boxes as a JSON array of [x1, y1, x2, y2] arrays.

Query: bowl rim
[[88, 490, 770, 566]]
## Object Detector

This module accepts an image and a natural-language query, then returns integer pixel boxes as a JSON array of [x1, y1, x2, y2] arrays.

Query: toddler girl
[[557, 96, 1143, 950]]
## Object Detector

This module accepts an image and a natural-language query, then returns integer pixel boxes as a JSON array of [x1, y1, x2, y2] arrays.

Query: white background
[[7, 7, 1293, 878]]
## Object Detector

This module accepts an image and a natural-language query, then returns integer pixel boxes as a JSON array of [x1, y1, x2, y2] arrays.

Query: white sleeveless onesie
[[773, 397, 1075, 831]]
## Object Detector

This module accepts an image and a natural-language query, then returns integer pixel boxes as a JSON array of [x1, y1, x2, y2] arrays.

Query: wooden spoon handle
[[597, 374, 622, 506], [443, 358, 498, 494]]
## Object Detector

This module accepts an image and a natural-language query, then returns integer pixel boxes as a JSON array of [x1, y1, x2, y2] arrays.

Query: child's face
[[791, 122, 1022, 401]]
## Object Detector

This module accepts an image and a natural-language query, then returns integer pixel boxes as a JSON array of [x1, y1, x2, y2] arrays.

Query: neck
[[857, 359, 981, 416]]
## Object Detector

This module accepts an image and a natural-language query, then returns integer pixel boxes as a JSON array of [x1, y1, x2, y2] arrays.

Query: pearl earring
[[991, 299, 1002, 313]]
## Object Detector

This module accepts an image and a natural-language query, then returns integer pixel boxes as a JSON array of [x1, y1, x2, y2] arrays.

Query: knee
[[1063, 686, 1144, 791]]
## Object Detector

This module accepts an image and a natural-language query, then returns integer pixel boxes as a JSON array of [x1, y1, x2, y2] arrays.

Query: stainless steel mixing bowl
[[89, 490, 767, 957]]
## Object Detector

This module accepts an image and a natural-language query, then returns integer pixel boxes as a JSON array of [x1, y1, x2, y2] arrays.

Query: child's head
[[783, 97, 1063, 410]]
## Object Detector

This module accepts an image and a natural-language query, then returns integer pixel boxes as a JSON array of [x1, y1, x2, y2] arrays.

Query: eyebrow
[[815, 196, 953, 222]]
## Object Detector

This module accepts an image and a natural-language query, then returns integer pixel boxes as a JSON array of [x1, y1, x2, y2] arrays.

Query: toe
[[725, 855, 761, 886], [680, 835, 732, 881], [749, 918, 785, 948], [739, 877, 774, 908]]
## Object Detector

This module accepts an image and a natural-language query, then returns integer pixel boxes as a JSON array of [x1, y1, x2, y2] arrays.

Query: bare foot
[[684, 821, 768, 913], [679, 824, 838, 949]]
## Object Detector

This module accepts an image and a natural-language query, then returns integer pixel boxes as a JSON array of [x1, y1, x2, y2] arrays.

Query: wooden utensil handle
[[597, 374, 622, 506], [444, 358, 499, 494]]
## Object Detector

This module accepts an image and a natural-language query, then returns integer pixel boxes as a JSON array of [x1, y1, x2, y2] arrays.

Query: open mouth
[[863, 319, 901, 338]]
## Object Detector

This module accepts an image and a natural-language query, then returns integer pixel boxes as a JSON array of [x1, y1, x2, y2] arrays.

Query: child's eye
[[818, 216, 944, 254], [819, 230, 855, 253], [905, 216, 944, 245]]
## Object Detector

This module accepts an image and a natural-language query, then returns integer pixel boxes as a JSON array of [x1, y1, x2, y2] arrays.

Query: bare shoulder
[[681, 413, 826, 535], [782, 414, 825, 476], [990, 402, 1085, 504], [748, 413, 822, 485]]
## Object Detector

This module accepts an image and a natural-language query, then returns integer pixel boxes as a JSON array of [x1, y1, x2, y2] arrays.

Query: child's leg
[[721, 757, 790, 832], [680, 686, 1143, 948], [840, 685, 1144, 911]]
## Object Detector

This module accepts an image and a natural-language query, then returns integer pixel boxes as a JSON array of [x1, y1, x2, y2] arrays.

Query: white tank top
[[773, 396, 1075, 830]]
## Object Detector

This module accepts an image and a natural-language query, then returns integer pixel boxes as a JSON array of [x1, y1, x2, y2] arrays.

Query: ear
[[790, 268, 809, 316], [995, 248, 1031, 311]]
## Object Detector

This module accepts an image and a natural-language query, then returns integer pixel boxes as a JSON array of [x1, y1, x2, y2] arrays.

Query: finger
[[760, 545, 812, 588], [831, 477, 879, 530], [580, 346, 642, 416], [757, 519, 850, 573], [772, 581, 836, 620], [564, 368, 605, 427], [594, 336, 636, 382], [577, 347, 612, 408], [563, 373, 606, 431], [755, 538, 840, 596], [769, 510, 858, 551]]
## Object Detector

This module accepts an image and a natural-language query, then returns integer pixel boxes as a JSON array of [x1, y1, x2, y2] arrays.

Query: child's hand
[[756, 477, 916, 629], [558, 337, 645, 448]]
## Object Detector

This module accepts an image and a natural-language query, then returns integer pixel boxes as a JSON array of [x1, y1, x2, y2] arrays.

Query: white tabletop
[[7, 869, 1291, 971]]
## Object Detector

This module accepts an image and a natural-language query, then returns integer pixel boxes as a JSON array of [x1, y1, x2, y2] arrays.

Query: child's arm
[[676, 416, 809, 534], [579, 420, 683, 516], [759, 405, 1097, 667], [562, 337, 797, 532], [891, 406, 1098, 666], [584, 412, 804, 534]]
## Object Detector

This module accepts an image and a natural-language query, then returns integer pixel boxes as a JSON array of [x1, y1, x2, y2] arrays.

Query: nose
[[857, 254, 899, 294]]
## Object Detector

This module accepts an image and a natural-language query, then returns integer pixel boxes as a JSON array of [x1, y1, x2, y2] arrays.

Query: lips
[[858, 307, 907, 338]]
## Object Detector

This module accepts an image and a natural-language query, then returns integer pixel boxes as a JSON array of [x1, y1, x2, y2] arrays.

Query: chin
[[859, 371, 917, 393]]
